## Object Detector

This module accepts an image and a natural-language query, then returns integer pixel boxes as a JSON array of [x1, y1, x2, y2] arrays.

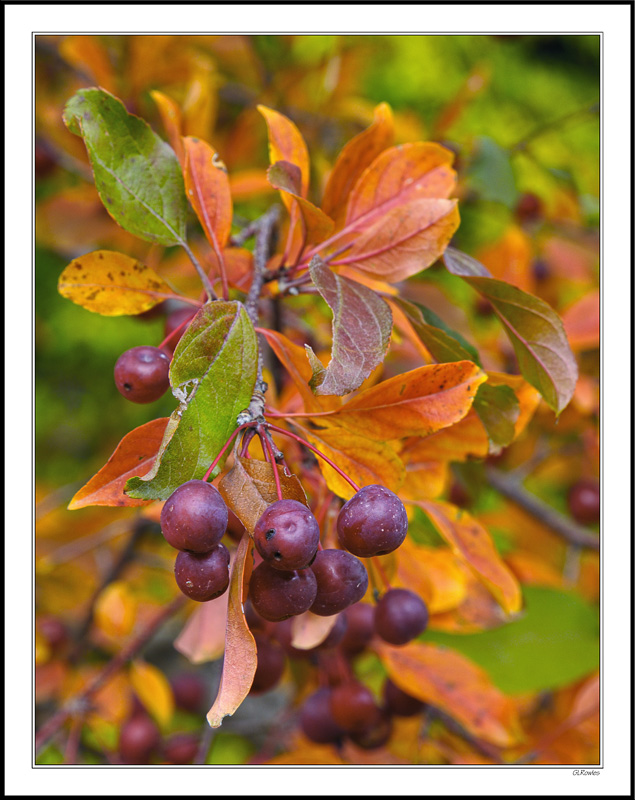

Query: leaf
[[561, 289, 600, 351], [295, 422, 405, 501], [476, 226, 534, 292], [150, 89, 185, 166], [418, 500, 522, 615], [183, 135, 233, 250], [93, 581, 136, 639], [390, 297, 480, 365], [375, 640, 523, 747], [315, 361, 486, 441], [129, 660, 174, 728], [472, 383, 520, 451], [125, 302, 257, 500], [207, 533, 257, 727], [424, 587, 600, 694], [442, 246, 491, 278], [395, 540, 468, 614], [218, 457, 308, 534], [398, 442, 449, 501], [291, 612, 339, 650], [63, 88, 188, 246], [69, 418, 170, 509], [257, 105, 310, 207], [466, 136, 518, 208], [267, 161, 334, 243], [321, 102, 394, 225], [444, 249, 578, 414], [305, 257, 392, 396], [174, 594, 229, 664], [58, 251, 173, 316]]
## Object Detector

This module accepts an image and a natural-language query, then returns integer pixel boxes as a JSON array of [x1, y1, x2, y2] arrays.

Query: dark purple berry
[[250, 634, 286, 693], [118, 714, 161, 764], [567, 479, 600, 525], [339, 602, 376, 656], [254, 499, 320, 570], [349, 710, 393, 750], [329, 681, 382, 733], [383, 678, 425, 717], [337, 485, 408, 557], [300, 688, 345, 744], [309, 549, 368, 617], [170, 672, 207, 713], [249, 562, 317, 622], [161, 480, 228, 553], [174, 543, 230, 602], [114, 345, 170, 404], [163, 733, 199, 764], [374, 588, 429, 646]]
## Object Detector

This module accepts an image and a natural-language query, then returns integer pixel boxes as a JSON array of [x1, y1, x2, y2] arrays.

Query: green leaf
[[444, 249, 578, 414], [63, 88, 188, 246], [473, 384, 520, 451], [394, 297, 480, 365], [125, 301, 258, 500], [425, 586, 599, 694], [305, 257, 392, 396], [467, 136, 518, 208]]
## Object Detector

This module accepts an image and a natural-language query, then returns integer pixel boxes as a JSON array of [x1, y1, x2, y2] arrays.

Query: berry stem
[[203, 423, 253, 482], [266, 423, 361, 493], [259, 430, 284, 502], [157, 314, 193, 352], [239, 428, 256, 458]]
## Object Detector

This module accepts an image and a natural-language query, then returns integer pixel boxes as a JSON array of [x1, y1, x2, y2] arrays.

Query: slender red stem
[[157, 313, 194, 352], [259, 430, 284, 501], [266, 423, 360, 493], [239, 428, 256, 458], [203, 423, 253, 482]]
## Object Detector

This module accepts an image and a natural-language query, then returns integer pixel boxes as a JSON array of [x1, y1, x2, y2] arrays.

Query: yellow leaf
[[130, 660, 175, 728], [94, 581, 137, 639]]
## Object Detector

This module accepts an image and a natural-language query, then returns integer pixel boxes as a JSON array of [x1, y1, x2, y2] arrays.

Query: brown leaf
[[258, 105, 310, 208], [218, 457, 308, 534], [376, 640, 523, 747], [174, 594, 229, 664], [207, 533, 257, 727], [69, 418, 170, 509], [183, 135, 233, 250]]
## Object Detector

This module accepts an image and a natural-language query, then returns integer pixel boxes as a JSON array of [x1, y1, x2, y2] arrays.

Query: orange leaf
[[228, 168, 275, 200], [258, 105, 310, 208], [291, 612, 339, 650], [395, 540, 467, 614], [129, 660, 175, 727], [93, 581, 137, 639], [68, 418, 170, 509], [150, 89, 185, 166], [429, 575, 510, 633], [174, 594, 228, 664], [316, 361, 486, 441], [418, 500, 522, 615], [561, 289, 600, 351], [59, 35, 117, 93], [207, 533, 257, 727], [376, 640, 523, 747], [267, 161, 334, 244], [321, 102, 394, 225], [182, 136, 233, 250], [295, 422, 405, 501], [476, 226, 534, 293], [398, 441, 449, 500]]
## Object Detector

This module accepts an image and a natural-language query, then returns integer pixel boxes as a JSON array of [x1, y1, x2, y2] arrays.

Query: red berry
[[337, 485, 408, 557], [567, 479, 600, 525], [382, 678, 425, 717], [309, 549, 369, 617], [163, 733, 199, 764], [170, 673, 207, 713], [114, 346, 170, 404], [250, 634, 286, 693], [329, 681, 382, 733], [254, 499, 320, 571], [375, 589, 429, 646], [339, 603, 376, 656], [174, 544, 230, 602], [300, 688, 345, 744], [349, 710, 393, 750], [249, 562, 317, 622], [161, 480, 228, 553], [118, 715, 161, 764]]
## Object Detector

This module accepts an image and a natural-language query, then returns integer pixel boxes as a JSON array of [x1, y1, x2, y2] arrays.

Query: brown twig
[[486, 467, 599, 551], [35, 596, 186, 755]]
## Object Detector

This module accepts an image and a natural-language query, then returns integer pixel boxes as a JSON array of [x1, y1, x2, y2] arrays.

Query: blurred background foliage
[[35, 34, 599, 766]]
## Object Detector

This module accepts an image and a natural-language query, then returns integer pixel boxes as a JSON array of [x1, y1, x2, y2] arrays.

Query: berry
[[349, 711, 393, 750], [515, 192, 543, 224], [300, 689, 345, 745], [315, 613, 348, 649], [118, 714, 161, 764], [382, 678, 425, 717], [532, 258, 550, 283], [174, 543, 230, 602], [163, 733, 199, 764], [567, 479, 600, 525], [374, 589, 429, 646], [114, 345, 170, 404], [309, 549, 368, 616], [250, 634, 286, 693], [161, 480, 228, 553], [170, 672, 207, 713], [272, 618, 313, 660], [38, 616, 69, 655], [339, 603, 376, 656], [337, 485, 408, 557], [329, 681, 382, 733], [249, 562, 317, 622], [254, 499, 320, 570]]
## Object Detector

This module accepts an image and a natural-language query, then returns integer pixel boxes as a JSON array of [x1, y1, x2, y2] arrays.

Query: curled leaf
[[268, 161, 334, 244], [258, 105, 310, 203]]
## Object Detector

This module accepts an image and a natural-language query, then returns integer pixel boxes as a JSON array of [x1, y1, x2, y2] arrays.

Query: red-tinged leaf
[[444, 248, 578, 414], [395, 539, 468, 614], [207, 533, 257, 728], [150, 89, 185, 166], [321, 102, 394, 225], [208, 247, 253, 293], [305, 257, 392, 396], [268, 161, 334, 244], [376, 640, 523, 747], [345, 142, 457, 226], [182, 135, 233, 250], [68, 418, 170, 509], [291, 612, 339, 650], [294, 422, 405, 501], [174, 594, 229, 664], [417, 500, 522, 615], [315, 361, 486, 441], [561, 289, 600, 351], [476, 226, 534, 293], [218, 457, 308, 534], [258, 105, 310, 208], [339, 198, 460, 283]]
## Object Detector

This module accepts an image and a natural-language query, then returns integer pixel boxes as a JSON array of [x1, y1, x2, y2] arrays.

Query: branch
[[35, 596, 186, 755], [181, 241, 217, 301], [486, 467, 599, 551]]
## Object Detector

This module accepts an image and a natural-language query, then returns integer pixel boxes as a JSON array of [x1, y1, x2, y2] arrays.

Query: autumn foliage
[[35, 35, 599, 767]]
